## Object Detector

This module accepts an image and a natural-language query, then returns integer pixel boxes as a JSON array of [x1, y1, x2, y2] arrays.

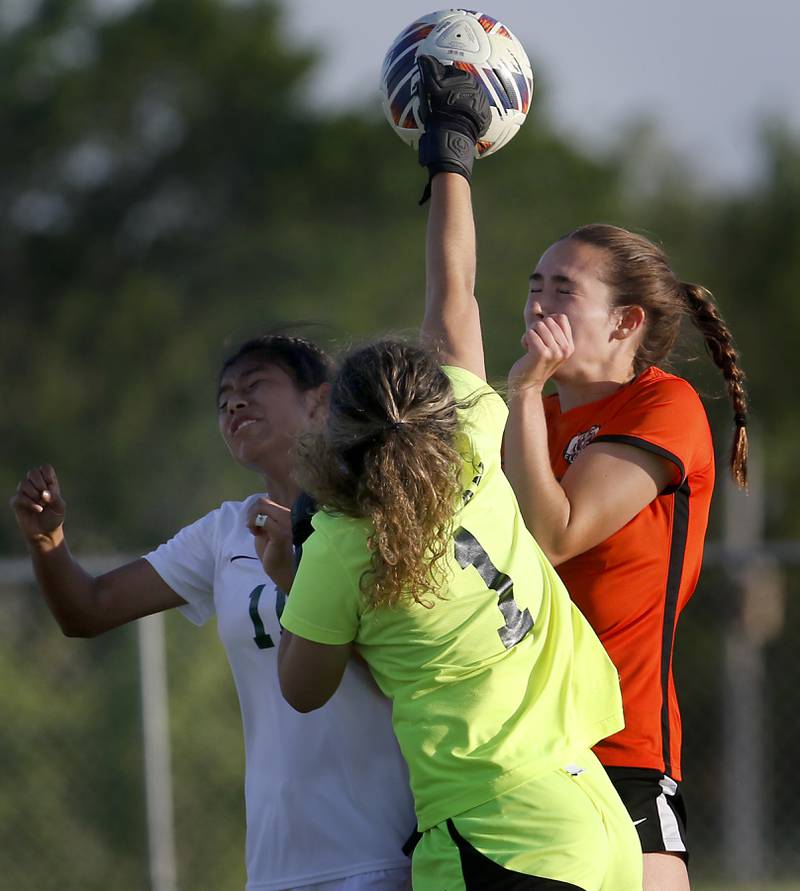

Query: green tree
[[638, 123, 800, 537], [0, 0, 645, 554], [4, 1, 800, 887]]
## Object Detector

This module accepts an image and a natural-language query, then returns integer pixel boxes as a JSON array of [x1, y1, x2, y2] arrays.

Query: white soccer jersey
[[145, 495, 415, 891]]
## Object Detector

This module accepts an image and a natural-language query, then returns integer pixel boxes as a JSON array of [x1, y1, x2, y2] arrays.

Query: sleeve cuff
[[592, 434, 686, 492], [280, 609, 356, 646]]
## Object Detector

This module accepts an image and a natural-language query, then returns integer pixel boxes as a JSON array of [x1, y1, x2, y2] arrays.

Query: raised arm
[[423, 174, 485, 378], [416, 56, 491, 380], [10, 464, 185, 636]]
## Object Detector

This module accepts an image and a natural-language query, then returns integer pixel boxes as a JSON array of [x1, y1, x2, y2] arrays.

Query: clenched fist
[[10, 464, 67, 548]]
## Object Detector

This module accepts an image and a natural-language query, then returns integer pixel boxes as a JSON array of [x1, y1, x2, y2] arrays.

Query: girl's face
[[525, 239, 623, 381], [217, 360, 323, 473]]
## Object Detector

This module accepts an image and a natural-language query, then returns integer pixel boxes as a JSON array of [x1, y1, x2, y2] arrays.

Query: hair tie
[[734, 412, 747, 428]]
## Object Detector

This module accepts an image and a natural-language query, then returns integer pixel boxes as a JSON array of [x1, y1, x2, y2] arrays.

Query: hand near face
[[246, 497, 295, 593], [509, 314, 575, 392], [10, 464, 67, 546]]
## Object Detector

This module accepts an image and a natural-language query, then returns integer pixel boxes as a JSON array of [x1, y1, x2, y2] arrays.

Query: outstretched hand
[[246, 497, 295, 594], [509, 314, 575, 392], [10, 464, 67, 545]]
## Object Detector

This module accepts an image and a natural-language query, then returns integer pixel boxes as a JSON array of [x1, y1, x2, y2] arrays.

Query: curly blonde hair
[[294, 339, 463, 609]]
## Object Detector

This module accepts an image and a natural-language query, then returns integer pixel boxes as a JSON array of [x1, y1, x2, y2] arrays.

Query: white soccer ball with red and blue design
[[380, 9, 534, 158]]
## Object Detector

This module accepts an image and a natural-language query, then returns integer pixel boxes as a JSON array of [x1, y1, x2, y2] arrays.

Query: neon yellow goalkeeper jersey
[[281, 365, 623, 831]]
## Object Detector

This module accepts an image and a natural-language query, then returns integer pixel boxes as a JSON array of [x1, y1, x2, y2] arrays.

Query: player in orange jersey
[[502, 224, 748, 891]]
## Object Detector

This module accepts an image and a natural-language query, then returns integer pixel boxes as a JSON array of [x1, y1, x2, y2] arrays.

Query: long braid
[[681, 282, 749, 489], [565, 225, 750, 488]]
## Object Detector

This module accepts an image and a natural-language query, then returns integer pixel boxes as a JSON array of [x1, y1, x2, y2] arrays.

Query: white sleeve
[[143, 509, 220, 626]]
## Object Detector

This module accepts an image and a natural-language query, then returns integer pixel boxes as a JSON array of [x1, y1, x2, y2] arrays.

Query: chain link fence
[[2, 541, 799, 890]]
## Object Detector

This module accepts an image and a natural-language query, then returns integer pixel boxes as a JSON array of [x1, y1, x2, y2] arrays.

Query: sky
[[284, 1, 800, 189]]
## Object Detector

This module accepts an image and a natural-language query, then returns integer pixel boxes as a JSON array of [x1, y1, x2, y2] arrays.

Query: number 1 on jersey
[[454, 528, 533, 649], [248, 584, 275, 649]]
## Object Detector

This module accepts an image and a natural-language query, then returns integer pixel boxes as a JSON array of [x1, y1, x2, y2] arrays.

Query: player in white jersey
[[10, 334, 415, 891]]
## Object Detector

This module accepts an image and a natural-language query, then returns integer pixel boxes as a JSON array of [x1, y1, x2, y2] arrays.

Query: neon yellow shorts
[[412, 750, 642, 891]]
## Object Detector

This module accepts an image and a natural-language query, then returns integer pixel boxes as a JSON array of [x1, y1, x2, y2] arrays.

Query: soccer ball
[[380, 9, 534, 158]]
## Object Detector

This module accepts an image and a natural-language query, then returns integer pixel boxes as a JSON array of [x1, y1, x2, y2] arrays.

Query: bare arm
[[28, 542, 185, 637], [505, 318, 675, 563], [421, 173, 485, 380], [504, 388, 673, 565], [11, 465, 185, 637], [277, 630, 351, 713], [415, 57, 491, 380]]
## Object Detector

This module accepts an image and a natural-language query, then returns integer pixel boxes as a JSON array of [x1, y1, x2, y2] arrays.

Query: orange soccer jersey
[[544, 366, 714, 780]]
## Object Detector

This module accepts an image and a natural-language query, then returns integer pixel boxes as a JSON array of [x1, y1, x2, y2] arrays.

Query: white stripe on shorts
[[655, 775, 686, 852]]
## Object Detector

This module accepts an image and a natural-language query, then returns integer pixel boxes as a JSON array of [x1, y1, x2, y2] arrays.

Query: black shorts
[[605, 767, 689, 861]]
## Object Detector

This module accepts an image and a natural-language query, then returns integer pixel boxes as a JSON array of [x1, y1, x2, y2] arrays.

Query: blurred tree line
[[2, 1, 800, 888], [4, 0, 798, 554]]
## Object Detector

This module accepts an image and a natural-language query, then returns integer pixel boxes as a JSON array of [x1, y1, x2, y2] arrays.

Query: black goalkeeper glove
[[416, 54, 492, 203]]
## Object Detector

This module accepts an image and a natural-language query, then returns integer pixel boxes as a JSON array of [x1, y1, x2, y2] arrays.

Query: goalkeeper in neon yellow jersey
[[252, 58, 642, 891]]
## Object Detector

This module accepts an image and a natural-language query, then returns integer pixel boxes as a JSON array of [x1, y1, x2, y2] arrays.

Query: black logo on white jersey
[[563, 425, 600, 464]]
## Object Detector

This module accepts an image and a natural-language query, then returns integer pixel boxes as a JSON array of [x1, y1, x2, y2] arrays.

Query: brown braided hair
[[293, 339, 463, 608], [565, 224, 749, 488]]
